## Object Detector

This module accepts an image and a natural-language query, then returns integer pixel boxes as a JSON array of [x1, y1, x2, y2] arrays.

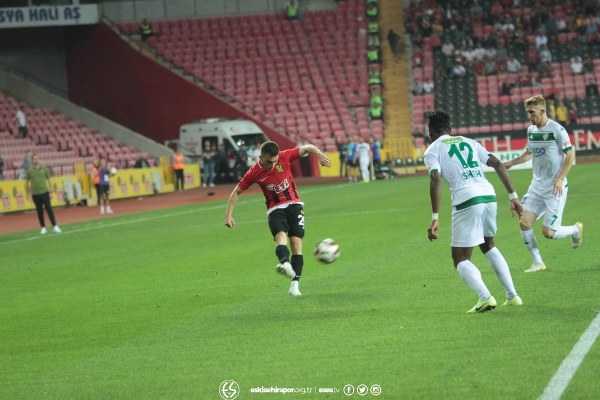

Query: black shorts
[[98, 185, 110, 196], [268, 203, 305, 238]]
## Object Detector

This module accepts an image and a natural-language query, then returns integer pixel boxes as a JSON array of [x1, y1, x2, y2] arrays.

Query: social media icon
[[371, 384, 382, 396], [343, 384, 355, 396], [357, 384, 368, 396]]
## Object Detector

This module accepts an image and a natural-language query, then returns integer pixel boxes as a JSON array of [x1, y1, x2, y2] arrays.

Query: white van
[[178, 118, 269, 162]]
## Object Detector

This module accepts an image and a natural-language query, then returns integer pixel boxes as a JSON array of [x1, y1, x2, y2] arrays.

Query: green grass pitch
[[1, 164, 599, 399]]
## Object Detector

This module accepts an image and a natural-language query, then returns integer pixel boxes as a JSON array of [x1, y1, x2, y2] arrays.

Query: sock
[[456, 260, 491, 301], [275, 245, 290, 264], [485, 247, 517, 298], [521, 229, 543, 264], [552, 225, 579, 239], [291, 254, 303, 281]]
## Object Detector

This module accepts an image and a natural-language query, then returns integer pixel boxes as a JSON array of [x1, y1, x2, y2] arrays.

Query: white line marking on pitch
[[539, 312, 600, 400]]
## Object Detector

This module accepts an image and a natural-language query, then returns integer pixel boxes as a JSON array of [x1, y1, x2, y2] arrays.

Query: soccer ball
[[314, 238, 340, 264], [110, 167, 118, 175]]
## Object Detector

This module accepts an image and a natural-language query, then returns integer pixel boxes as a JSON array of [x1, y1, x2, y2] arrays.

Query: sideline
[[539, 312, 600, 400]]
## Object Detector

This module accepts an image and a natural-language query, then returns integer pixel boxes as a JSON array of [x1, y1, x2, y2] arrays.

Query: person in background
[[91, 159, 101, 209], [171, 147, 185, 191], [19, 150, 32, 179], [25, 154, 61, 235], [16, 104, 27, 139], [97, 157, 113, 214], [202, 140, 216, 187], [139, 18, 154, 43], [0, 155, 4, 181]]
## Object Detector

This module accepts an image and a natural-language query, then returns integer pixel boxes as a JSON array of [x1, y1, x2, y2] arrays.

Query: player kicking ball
[[424, 111, 524, 313], [224, 141, 332, 296]]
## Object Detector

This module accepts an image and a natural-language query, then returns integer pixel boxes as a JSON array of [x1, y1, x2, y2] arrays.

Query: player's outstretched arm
[[504, 150, 532, 169], [553, 148, 575, 196], [299, 144, 332, 167], [224, 185, 244, 228], [487, 155, 523, 217]]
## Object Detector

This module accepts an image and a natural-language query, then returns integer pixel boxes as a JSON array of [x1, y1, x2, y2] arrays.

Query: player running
[[224, 141, 332, 296], [424, 111, 523, 313], [505, 95, 583, 272]]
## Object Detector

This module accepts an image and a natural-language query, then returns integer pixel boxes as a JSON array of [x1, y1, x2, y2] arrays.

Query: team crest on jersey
[[276, 165, 284, 172], [543, 133, 549, 141]]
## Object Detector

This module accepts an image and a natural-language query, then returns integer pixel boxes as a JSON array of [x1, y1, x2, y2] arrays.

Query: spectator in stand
[[139, 19, 154, 44], [411, 81, 423, 95], [472, 58, 486, 76], [534, 29, 548, 50], [441, 38, 455, 58], [586, 79, 599, 97], [16, 104, 27, 139], [571, 55, 584, 74], [413, 45, 423, 67], [583, 56, 595, 74], [545, 14, 558, 40], [286, 0, 299, 20], [484, 55, 498, 75], [568, 102, 578, 127], [555, 100, 569, 127], [538, 44, 552, 63], [422, 78, 434, 94], [525, 44, 540, 72], [387, 29, 401, 62], [451, 61, 467, 78], [501, 80, 514, 96], [538, 60, 552, 78], [507, 53, 522, 73], [518, 69, 531, 86]]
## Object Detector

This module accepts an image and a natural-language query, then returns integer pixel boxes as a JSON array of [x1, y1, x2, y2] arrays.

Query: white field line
[[539, 312, 600, 400], [0, 183, 390, 245]]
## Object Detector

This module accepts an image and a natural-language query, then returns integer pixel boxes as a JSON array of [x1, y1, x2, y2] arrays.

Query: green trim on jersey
[[429, 168, 439, 176], [528, 132, 556, 141], [563, 145, 573, 153], [455, 195, 496, 210]]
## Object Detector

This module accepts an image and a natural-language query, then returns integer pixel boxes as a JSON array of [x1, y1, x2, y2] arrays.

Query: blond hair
[[524, 95, 546, 108]]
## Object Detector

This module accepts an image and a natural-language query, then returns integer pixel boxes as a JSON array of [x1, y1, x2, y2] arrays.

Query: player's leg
[[32, 194, 46, 233], [520, 192, 546, 271], [287, 205, 305, 296], [478, 203, 521, 304], [268, 209, 295, 280], [541, 187, 583, 248], [41, 192, 57, 227], [452, 205, 496, 312]]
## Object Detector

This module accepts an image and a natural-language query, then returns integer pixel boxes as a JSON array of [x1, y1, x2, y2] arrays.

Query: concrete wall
[[0, 66, 173, 158]]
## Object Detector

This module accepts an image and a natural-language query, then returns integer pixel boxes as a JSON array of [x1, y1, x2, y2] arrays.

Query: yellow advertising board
[[0, 165, 200, 214]]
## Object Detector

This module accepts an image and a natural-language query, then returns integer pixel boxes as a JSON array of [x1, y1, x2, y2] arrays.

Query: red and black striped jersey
[[238, 148, 303, 212]]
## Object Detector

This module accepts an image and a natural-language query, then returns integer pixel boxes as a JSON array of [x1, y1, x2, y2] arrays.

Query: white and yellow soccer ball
[[314, 238, 340, 264], [109, 167, 118, 175]]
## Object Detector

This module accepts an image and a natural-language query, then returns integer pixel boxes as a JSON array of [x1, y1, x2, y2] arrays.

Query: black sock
[[276, 245, 290, 264], [291, 255, 303, 281]]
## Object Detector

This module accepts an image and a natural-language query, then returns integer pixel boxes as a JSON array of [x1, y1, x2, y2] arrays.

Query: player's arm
[[487, 155, 523, 217], [504, 149, 532, 169], [428, 171, 441, 241], [224, 184, 245, 228], [553, 148, 575, 196], [298, 144, 333, 167]]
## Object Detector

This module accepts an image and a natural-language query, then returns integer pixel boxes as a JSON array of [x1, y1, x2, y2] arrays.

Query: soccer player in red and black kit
[[224, 141, 332, 296]]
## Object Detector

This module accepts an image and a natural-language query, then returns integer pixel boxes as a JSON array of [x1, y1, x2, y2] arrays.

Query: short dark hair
[[427, 111, 451, 134], [260, 141, 279, 157]]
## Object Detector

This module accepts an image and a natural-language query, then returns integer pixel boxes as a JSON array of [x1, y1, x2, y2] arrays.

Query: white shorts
[[522, 184, 568, 230], [451, 202, 497, 247]]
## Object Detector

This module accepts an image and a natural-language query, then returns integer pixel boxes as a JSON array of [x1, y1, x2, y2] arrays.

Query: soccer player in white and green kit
[[505, 95, 583, 273], [424, 111, 523, 313]]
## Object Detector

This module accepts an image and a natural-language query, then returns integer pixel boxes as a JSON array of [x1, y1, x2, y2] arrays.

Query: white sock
[[552, 225, 579, 239], [456, 260, 491, 301], [521, 229, 543, 264], [485, 247, 517, 298]]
